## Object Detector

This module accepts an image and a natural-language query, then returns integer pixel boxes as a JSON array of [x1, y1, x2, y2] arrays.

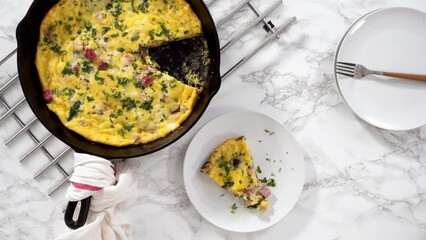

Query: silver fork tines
[[336, 62, 383, 79]]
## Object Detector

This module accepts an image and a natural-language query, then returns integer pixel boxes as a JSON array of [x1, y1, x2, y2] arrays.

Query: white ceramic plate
[[334, 7, 426, 130], [183, 111, 304, 232]]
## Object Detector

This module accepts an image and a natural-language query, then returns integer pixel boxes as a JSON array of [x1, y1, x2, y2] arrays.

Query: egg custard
[[36, 0, 203, 146], [201, 137, 271, 211]]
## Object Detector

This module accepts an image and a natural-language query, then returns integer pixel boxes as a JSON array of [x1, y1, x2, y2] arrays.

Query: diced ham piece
[[122, 54, 134, 66], [98, 61, 109, 70], [72, 39, 84, 51], [142, 75, 152, 86], [142, 65, 156, 74], [98, 39, 107, 48], [259, 186, 271, 198], [84, 48, 97, 62], [43, 89, 53, 103], [94, 12, 106, 21], [70, 61, 79, 73], [247, 166, 255, 175]]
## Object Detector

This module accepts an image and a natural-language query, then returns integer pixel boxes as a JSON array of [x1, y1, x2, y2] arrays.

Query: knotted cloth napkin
[[56, 153, 137, 240]]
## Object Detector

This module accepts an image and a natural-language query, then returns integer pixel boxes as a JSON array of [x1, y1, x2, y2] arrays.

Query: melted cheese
[[35, 0, 202, 146], [201, 136, 269, 210]]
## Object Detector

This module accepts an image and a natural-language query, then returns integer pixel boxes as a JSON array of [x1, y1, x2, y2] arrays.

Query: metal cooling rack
[[0, 0, 296, 196]]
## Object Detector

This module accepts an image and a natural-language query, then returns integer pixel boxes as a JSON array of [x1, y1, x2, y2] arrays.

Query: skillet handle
[[64, 197, 91, 229]]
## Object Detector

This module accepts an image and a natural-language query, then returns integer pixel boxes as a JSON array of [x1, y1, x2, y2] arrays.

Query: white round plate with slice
[[183, 111, 305, 232], [334, 7, 426, 130]]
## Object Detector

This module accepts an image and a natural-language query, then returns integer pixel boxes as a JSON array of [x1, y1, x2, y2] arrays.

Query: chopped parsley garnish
[[91, 28, 98, 38], [118, 129, 126, 137], [219, 193, 225, 197], [83, 21, 92, 30], [223, 177, 234, 188], [256, 166, 262, 174], [147, 29, 155, 40], [114, 21, 124, 31], [130, 0, 137, 12], [117, 77, 131, 86], [131, 35, 140, 41], [159, 22, 170, 38], [259, 177, 276, 187], [67, 100, 81, 121], [61, 63, 73, 76], [117, 47, 125, 52], [113, 91, 122, 99], [48, 23, 56, 31], [138, 0, 150, 13], [264, 129, 275, 135], [64, 24, 72, 34], [82, 61, 93, 73], [112, 2, 123, 17], [94, 71, 105, 84], [109, 109, 123, 121], [133, 79, 144, 88], [102, 26, 111, 35], [230, 203, 238, 214], [49, 44, 62, 54], [122, 122, 134, 132], [63, 88, 75, 99], [160, 82, 168, 93], [86, 96, 94, 102], [140, 97, 153, 111], [121, 97, 138, 111]]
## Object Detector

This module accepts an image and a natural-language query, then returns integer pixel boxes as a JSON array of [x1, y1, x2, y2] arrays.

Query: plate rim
[[332, 7, 426, 131], [183, 110, 305, 233]]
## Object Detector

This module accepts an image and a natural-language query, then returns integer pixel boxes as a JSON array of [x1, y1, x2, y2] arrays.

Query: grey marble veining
[[0, 0, 425, 239]]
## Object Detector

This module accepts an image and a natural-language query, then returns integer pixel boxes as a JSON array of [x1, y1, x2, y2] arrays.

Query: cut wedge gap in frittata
[[201, 136, 272, 211]]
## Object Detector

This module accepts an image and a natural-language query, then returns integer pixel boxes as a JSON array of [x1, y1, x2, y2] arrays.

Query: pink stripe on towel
[[72, 182, 103, 191]]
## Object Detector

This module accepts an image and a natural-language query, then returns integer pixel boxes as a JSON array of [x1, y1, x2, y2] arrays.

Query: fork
[[336, 62, 426, 82]]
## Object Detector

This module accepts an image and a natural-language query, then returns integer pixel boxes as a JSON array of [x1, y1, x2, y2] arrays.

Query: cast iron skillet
[[16, 0, 221, 159], [16, 0, 220, 229]]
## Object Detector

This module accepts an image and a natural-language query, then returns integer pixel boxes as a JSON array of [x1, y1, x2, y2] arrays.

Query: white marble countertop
[[1, 0, 426, 239]]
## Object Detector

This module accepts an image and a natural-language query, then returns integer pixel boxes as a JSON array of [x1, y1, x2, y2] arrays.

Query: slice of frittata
[[201, 136, 271, 211]]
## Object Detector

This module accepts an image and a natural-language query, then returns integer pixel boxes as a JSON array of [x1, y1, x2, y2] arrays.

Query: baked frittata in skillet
[[36, 0, 203, 146], [201, 137, 271, 211]]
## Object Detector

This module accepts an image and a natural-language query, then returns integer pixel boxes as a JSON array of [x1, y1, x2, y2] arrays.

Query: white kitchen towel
[[56, 152, 137, 240]]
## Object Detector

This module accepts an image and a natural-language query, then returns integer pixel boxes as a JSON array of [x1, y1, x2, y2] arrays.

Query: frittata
[[201, 136, 271, 211], [35, 0, 203, 146]]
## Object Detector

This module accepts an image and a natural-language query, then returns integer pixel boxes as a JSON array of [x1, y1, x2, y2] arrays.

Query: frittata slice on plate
[[201, 136, 271, 211]]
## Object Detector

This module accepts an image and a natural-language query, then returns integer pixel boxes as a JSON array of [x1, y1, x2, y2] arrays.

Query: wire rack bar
[[222, 16, 296, 79], [19, 134, 54, 162], [220, 0, 282, 53], [0, 48, 17, 66], [0, 74, 19, 94], [215, 0, 251, 27], [5, 117, 38, 145], [34, 147, 72, 179]]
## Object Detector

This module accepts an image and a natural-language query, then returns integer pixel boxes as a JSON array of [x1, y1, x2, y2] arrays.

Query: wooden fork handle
[[383, 72, 426, 82]]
